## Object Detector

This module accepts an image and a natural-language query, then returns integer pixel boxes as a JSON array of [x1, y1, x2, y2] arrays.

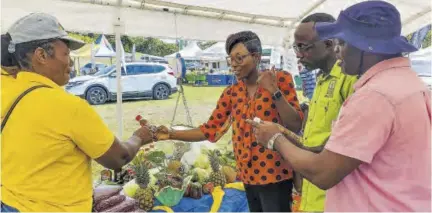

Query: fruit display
[[202, 182, 215, 194], [207, 150, 227, 188], [222, 166, 237, 184], [98, 140, 238, 211], [132, 158, 155, 212], [184, 182, 203, 199]]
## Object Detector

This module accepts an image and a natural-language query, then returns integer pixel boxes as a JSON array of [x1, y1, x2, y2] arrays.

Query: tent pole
[[114, 0, 124, 138], [77, 57, 81, 76]]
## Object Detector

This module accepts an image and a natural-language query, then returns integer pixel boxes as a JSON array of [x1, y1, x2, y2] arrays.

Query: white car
[[410, 56, 432, 90], [66, 62, 178, 105]]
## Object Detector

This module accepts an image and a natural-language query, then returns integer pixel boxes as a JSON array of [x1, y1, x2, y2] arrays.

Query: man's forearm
[[273, 136, 325, 186], [278, 129, 324, 154], [120, 136, 145, 166]]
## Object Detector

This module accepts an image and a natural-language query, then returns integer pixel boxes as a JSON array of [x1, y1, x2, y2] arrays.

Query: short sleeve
[[199, 86, 233, 142], [325, 90, 394, 163], [277, 71, 304, 119], [340, 75, 357, 101], [69, 99, 115, 159]]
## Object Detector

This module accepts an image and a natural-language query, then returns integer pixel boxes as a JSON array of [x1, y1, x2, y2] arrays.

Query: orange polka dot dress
[[199, 71, 303, 185]]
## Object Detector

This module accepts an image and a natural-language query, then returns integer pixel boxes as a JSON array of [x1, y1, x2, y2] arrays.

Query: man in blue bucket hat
[[247, 1, 431, 211]]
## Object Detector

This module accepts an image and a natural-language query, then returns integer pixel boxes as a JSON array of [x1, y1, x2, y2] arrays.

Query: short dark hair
[[1, 34, 17, 67], [14, 39, 56, 70], [301, 13, 336, 23], [225, 31, 262, 55]]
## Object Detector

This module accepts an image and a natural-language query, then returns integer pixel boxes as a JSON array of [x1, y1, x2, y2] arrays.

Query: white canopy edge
[[3, 0, 429, 47], [1, 0, 285, 45]]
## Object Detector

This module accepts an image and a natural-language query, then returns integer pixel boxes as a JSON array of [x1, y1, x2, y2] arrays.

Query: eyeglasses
[[226, 53, 253, 66], [292, 40, 321, 54]]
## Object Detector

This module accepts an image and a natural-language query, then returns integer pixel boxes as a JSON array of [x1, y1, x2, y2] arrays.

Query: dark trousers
[[244, 179, 293, 212], [1, 202, 19, 212]]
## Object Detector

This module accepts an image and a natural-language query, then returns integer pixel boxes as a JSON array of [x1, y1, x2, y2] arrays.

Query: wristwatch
[[268, 133, 284, 151], [271, 90, 283, 101]]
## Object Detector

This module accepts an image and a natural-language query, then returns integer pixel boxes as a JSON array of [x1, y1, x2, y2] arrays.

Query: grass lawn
[[91, 85, 304, 180]]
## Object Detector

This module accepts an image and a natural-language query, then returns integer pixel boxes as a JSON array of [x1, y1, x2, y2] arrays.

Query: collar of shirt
[[17, 72, 61, 89], [354, 57, 410, 91], [317, 60, 342, 81]]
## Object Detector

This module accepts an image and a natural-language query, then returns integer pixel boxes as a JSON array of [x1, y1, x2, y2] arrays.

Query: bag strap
[[1, 85, 52, 132]]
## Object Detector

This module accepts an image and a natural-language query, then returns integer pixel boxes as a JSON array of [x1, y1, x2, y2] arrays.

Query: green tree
[[67, 32, 95, 44], [66, 32, 179, 56]]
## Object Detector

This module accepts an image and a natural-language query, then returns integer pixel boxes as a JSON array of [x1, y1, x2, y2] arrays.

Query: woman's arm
[[258, 70, 303, 132], [157, 87, 233, 143]]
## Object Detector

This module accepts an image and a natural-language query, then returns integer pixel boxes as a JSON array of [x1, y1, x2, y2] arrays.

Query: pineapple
[[167, 160, 183, 175], [132, 160, 154, 212], [167, 143, 188, 175], [207, 150, 226, 188]]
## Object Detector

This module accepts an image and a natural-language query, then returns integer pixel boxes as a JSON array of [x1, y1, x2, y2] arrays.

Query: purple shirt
[[325, 57, 431, 212]]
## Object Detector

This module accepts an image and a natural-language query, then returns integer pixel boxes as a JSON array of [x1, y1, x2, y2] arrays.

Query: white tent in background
[[165, 41, 203, 60], [94, 35, 116, 57], [200, 42, 227, 59], [199, 42, 228, 70]]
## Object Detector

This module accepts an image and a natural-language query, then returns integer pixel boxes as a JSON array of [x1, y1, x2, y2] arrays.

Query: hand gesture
[[257, 65, 278, 94], [155, 125, 171, 141], [246, 119, 281, 147], [133, 126, 153, 145]]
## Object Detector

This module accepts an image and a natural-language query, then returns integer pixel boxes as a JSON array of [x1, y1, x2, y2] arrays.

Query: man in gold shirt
[[292, 13, 357, 212], [1, 13, 155, 212]]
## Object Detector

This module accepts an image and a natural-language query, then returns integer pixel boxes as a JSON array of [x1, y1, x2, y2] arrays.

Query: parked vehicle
[[80, 62, 107, 75], [66, 62, 178, 105]]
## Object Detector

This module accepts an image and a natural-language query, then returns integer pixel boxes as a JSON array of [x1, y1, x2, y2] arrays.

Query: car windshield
[[93, 65, 115, 76]]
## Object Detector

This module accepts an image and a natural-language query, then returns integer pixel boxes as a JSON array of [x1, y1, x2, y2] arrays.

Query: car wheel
[[86, 86, 108, 105], [153, 83, 170, 100]]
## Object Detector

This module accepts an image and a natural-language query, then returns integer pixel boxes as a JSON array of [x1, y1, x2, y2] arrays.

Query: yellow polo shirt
[[300, 62, 357, 212], [1, 68, 16, 90], [1, 72, 115, 212]]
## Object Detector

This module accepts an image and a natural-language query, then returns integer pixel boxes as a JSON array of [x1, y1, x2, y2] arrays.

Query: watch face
[[272, 90, 282, 100]]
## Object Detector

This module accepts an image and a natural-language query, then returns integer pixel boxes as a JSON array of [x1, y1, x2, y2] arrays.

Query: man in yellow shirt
[[1, 13, 154, 212], [292, 13, 357, 212]]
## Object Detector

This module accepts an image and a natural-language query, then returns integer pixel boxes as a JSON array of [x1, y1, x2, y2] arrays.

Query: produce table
[[94, 182, 249, 212], [152, 184, 249, 212]]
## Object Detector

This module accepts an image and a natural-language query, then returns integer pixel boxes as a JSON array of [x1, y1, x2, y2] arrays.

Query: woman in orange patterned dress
[[154, 31, 303, 212]]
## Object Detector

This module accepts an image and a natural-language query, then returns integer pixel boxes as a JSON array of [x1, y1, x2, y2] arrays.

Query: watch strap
[[272, 90, 283, 100], [268, 132, 284, 150]]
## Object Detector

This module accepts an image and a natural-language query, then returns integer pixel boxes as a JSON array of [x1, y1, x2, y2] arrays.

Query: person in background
[[1, 13, 155, 212], [151, 31, 303, 212], [298, 63, 317, 100], [174, 53, 186, 83], [291, 13, 358, 212], [249, 1, 431, 212]]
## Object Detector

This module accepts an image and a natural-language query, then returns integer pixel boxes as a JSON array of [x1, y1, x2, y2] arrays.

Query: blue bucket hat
[[315, 1, 418, 54]]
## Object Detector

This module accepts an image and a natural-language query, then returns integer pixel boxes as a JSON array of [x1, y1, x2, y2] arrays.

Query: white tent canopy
[[2, 0, 430, 137], [165, 41, 202, 60], [2, 0, 431, 46], [200, 42, 226, 56]]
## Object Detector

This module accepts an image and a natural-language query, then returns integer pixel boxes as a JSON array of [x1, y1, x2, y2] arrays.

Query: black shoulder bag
[[1, 85, 52, 132]]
